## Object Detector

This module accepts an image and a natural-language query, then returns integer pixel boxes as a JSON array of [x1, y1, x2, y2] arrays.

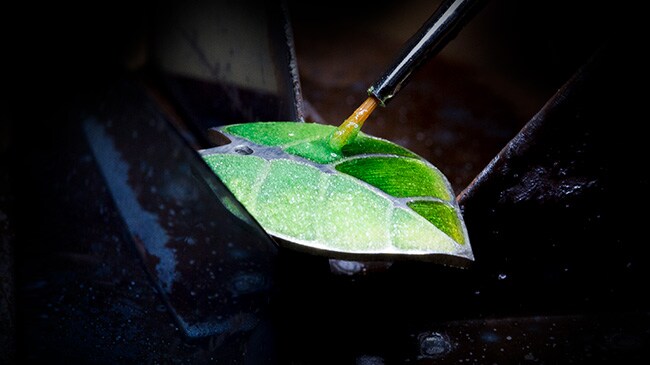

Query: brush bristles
[[329, 96, 378, 151]]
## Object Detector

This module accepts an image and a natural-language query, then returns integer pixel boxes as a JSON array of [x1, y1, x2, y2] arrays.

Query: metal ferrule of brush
[[368, 0, 486, 106]]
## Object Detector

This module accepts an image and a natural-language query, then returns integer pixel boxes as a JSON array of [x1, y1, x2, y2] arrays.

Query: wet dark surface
[[9, 114, 276, 363], [82, 82, 278, 339], [2, 0, 649, 364]]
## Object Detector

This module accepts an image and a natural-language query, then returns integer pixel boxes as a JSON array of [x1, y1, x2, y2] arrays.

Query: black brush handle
[[368, 0, 487, 106]]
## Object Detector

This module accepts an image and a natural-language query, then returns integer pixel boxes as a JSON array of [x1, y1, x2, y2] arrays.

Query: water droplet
[[329, 259, 364, 275], [524, 352, 536, 361], [234, 145, 254, 155], [418, 332, 452, 358]]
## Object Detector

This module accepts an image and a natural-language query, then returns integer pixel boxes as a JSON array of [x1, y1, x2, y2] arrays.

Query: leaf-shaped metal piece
[[200, 122, 473, 264]]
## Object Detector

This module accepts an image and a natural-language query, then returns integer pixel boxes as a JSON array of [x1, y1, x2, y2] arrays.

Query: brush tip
[[328, 96, 378, 150]]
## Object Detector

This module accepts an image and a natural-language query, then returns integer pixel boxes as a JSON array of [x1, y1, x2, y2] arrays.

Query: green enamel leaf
[[201, 121, 472, 263]]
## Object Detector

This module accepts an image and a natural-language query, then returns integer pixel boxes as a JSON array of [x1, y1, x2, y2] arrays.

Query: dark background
[[2, 0, 647, 364]]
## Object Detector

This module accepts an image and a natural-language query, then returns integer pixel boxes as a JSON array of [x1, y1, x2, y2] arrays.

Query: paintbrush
[[329, 0, 487, 150]]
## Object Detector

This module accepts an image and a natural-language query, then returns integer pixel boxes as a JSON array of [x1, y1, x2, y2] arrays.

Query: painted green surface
[[202, 122, 472, 261], [407, 201, 465, 245], [285, 138, 342, 164], [335, 157, 452, 200], [224, 121, 417, 163], [224, 122, 332, 146], [341, 136, 417, 159]]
